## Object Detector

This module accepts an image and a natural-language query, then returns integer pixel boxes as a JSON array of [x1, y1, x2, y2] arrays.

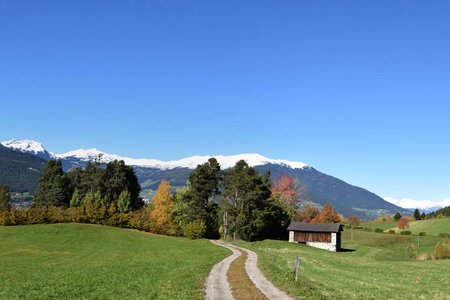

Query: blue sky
[[1, 1, 449, 203]]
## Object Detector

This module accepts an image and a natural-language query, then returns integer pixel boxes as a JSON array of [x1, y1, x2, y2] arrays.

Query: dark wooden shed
[[287, 222, 343, 252]]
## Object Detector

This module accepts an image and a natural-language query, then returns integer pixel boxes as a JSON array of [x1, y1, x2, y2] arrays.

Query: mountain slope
[[1, 139, 53, 160], [0, 139, 409, 218], [0, 145, 47, 193]]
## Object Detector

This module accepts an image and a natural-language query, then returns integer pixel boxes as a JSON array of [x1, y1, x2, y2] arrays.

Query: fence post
[[293, 256, 300, 281]]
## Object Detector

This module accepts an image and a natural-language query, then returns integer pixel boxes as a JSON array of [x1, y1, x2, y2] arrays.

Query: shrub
[[419, 232, 426, 236], [353, 226, 363, 230], [407, 243, 417, 259], [434, 241, 450, 259], [388, 230, 396, 234], [182, 222, 206, 239], [438, 233, 450, 237], [400, 231, 412, 235], [375, 228, 384, 233]]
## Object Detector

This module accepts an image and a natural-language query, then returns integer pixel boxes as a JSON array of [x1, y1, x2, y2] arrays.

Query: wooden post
[[293, 256, 300, 281]]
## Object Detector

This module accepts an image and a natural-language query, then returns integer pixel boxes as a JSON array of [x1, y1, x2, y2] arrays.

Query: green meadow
[[0, 224, 228, 300], [237, 229, 450, 300], [391, 218, 450, 236]]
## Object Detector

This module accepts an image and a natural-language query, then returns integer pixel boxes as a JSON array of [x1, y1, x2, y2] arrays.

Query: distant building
[[287, 222, 343, 252]]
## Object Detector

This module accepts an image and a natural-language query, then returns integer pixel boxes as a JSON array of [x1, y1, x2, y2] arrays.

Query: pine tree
[[150, 180, 175, 235], [413, 209, 421, 220], [33, 160, 70, 207], [70, 189, 82, 207], [0, 185, 11, 212], [182, 158, 221, 237], [117, 190, 131, 213], [393, 212, 402, 221], [220, 160, 272, 241]]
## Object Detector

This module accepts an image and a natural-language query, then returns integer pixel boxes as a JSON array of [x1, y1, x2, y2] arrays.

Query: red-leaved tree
[[311, 204, 341, 224], [397, 216, 409, 229]]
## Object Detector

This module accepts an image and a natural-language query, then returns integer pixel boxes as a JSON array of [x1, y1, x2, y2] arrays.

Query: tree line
[[0, 157, 346, 241]]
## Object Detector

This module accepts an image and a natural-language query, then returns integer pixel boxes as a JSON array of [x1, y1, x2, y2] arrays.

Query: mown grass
[[236, 230, 450, 300], [0, 223, 229, 300], [391, 218, 450, 236], [359, 221, 396, 231]]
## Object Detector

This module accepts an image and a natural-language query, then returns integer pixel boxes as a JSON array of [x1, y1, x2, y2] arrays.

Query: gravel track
[[204, 240, 241, 300], [205, 241, 293, 300]]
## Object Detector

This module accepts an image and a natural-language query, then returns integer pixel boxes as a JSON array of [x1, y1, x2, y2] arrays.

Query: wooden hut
[[287, 222, 343, 252]]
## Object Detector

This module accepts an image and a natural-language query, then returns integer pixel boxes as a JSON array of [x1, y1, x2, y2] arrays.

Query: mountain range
[[0, 139, 413, 218]]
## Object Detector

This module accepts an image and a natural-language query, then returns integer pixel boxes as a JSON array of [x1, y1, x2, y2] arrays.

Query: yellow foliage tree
[[150, 180, 175, 235]]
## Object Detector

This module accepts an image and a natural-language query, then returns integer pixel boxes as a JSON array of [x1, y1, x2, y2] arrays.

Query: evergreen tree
[[182, 158, 221, 237], [33, 160, 70, 207], [70, 189, 82, 207], [413, 208, 421, 220], [0, 185, 11, 212], [220, 160, 273, 241], [103, 160, 143, 209], [117, 190, 131, 213], [393, 212, 402, 221]]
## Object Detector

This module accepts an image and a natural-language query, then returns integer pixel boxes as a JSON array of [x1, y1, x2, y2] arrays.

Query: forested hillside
[[0, 145, 46, 192]]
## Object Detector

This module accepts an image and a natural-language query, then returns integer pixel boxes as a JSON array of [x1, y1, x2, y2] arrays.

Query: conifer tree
[[70, 189, 82, 207], [413, 208, 421, 220], [33, 160, 70, 207], [117, 190, 131, 213], [0, 185, 11, 212], [150, 180, 175, 235]]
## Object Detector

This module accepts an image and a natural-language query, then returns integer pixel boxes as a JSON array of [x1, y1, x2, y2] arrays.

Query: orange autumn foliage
[[271, 174, 297, 205], [150, 180, 176, 235], [311, 204, 341, 224], [397, 216, 409, 229]]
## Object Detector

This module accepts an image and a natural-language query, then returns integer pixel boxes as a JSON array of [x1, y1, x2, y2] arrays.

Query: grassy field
[[236, 230, 450, 300], [391, 218, 450, 236], [0, 223, 229, 300], [359, 221, 396, 231]]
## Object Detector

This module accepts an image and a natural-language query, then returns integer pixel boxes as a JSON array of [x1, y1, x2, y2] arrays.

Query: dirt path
[[206, 241, 293, 300], [204, 240, 241, 300]]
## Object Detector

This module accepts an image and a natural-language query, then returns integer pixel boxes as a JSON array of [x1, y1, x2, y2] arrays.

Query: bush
[[374, 228, 384, 233], [407, 243, 417, 259], [182, 222, 206, 239], [438, 233, 450, 237], [400, 231, 412, 235], [388, 230, 396, 234], [419, 232, 426, 236], [434, 241, 450, 259]]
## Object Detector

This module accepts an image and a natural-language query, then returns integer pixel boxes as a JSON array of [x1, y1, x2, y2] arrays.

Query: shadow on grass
[[339, 248, 356, 252]]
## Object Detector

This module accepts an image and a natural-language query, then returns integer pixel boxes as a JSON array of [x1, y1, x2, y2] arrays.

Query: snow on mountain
[[55, 149, 308, 170], [384, 196, 450, 211], [1, 139, 53, 160]]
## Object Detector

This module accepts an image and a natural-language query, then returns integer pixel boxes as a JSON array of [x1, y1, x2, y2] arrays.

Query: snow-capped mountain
[[56, 149, 308, 170], [384, 197, 450, 213], [1, 139, 54, 160]]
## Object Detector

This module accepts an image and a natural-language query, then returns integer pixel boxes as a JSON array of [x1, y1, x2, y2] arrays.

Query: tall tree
[[33, 160, 70, 207], [413, 208, 421, 220], [220, 160, 273, 241], [183, 158, 221, 237], [103, 160, 143, 209], [0, 185, 11, 212], [150, 180, 175, 235], [393, 212, 402, 221], [117, 190, 131, 213]]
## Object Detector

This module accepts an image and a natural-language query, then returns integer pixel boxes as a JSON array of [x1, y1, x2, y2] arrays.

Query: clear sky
[[1, 1, 449, 203]]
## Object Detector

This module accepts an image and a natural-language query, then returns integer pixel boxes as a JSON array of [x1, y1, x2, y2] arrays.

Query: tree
[[103, 160, 143, 209], [182, 158, 221, 237], [397, 216, 409, 229], [413, 209, 421, 220], [220, 160, 273, 241], [0, 185, 11, 212], [311, 204, 341, 224], [393, 212, 402, 221], [296, 206, 320, 223], [33, 160, 70, 207], [150, 180, 175, 235], [117, 190, 131, 213], [70, 189, 82, 207], [271, 174, 297, 217], [347, 215, 361, 227]]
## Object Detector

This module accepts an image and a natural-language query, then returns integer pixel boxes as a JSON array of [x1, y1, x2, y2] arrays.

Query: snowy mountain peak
[[1, 139, 53, 160]]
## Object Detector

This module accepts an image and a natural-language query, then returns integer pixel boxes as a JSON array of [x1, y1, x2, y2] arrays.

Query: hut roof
[[287, 222, 343, 233]]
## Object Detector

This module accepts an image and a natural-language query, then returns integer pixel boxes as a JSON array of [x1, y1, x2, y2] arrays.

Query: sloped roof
[[287, 222, 343, 233]]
